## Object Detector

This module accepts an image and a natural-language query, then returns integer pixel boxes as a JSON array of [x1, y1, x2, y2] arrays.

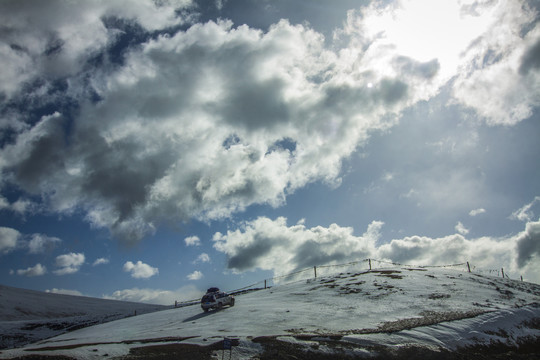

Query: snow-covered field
[[0, 285, 167, 350], [1, 267, 539, 359]]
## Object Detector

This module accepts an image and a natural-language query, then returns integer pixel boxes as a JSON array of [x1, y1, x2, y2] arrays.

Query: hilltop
[[1, 267, 539, 359], [0, 284, 167, 349]]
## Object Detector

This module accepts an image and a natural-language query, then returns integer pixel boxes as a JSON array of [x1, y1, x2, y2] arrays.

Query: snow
[[0, 284, 167, 349], [1, 267, 539, 359]]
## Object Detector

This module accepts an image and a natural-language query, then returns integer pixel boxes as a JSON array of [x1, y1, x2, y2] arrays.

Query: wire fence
[[173, 258, 522, 308]]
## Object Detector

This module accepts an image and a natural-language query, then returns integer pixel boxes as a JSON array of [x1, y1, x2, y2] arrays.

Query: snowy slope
[[0, 284, 167, 349], [1, 268, 539, 359]]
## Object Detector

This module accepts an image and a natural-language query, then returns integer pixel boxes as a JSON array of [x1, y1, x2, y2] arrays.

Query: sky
[[0, 0, 539, 305]]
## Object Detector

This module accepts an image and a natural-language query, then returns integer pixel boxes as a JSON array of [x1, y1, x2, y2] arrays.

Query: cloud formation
[[92, 257, 110, 266], [123, 260, 159, 279], [0, 0, 193, 99], [193, 253, 210, 264], [511, 196, 540, 222], [0, 226, 62, 255], [46, 288, 83, 296], [0, 227, 20, 254], [455, 222, 469, 235], [0, 0, 538, 245], [103, 284, 201, 305], [28, 234, 61, 254], [16, 263, 47, 277], [469, 208, 486, 217], [213, 215, 540, 283], [515, 220, 540, 268], [213, 217, 380, 276], [186, 270, 203, 280], [54, 252, 85, 275], [184, 235, 201, 247]]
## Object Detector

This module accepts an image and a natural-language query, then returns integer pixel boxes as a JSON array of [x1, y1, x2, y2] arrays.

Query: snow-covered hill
[[0, 284, 167, 349], [1, 267, 539, 359]]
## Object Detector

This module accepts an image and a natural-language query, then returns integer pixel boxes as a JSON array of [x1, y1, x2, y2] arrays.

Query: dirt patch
[[428, 293, 451, 300], [254, 334, 540, 360], [521, 316, 540, 330], [253, 336, 358, 360], [372, 270, 404, 279], [25, 336, 197, 352], [9, 355, 77, 360], [117, 342, 221, 360], [339, 287, 362, 294]]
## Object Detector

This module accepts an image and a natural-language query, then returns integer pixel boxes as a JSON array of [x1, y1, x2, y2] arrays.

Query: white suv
[[201, 288, 235, 312]]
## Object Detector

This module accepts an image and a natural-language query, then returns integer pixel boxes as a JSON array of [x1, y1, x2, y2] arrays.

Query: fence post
[[501, 268, 504, 278], [314, 266, 317, 278], [521, 275, 523, 282], [264, 280, 267, 289], [467, 262, 471, 273], [369, 259, 372, 271]]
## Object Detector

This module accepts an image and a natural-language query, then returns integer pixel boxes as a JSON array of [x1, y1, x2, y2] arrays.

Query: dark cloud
[[79, 135, 174, 222], [379, 79, 408, 105], [222, 78, 290, 130], [292, 239, 348, 269], [213, 217, 380, 275], [13, 113, 67, 191], [227, 236, 276, 271], [519, 38, 540, 75], [516, 220, 540, 267]]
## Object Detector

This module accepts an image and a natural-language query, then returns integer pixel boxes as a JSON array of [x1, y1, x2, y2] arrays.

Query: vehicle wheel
[[203, 308, 209, 313], [230, 298, 235, 306], [218, 302, 223, 310]]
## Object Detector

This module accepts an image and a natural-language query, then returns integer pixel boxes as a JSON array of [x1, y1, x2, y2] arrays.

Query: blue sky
[[1, 0, 539, 305]]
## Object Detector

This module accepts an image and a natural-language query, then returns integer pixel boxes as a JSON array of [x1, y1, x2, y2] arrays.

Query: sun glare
[[371, 0, 497, 79]]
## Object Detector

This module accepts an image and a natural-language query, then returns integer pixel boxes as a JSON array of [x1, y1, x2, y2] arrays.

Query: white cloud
[[186, 270, 203, 280], [455, 221, 469, 235], [451, 1, 540, 125], [123, 260, 159, 279], [53, 252, 85, 275], [339, 0, 540, 126], [511, 196, 540, 222], [17, 263, 46, 277], [0, 0, 193, 100], [0, 12, 439, 244], [28, 233, 61, 254], [0, 227, 21, 254], [103, 285, 202, 305], [213, 217, 381, 276], [469, 208, 486, 217], [193, 253, 210, 264], [0, 196, 8, 209], [11, 198, 39, 215], [214, 216, 540, 283], [1, 227, 61, 255], [184, 235, 201, 247], [92, 257, 110, 266], [45, 288, 83, 296], [0, 0, 537, 246]]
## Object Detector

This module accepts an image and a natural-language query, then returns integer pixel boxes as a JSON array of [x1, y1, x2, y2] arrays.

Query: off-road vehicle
[[201, 287, 235, 312]]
